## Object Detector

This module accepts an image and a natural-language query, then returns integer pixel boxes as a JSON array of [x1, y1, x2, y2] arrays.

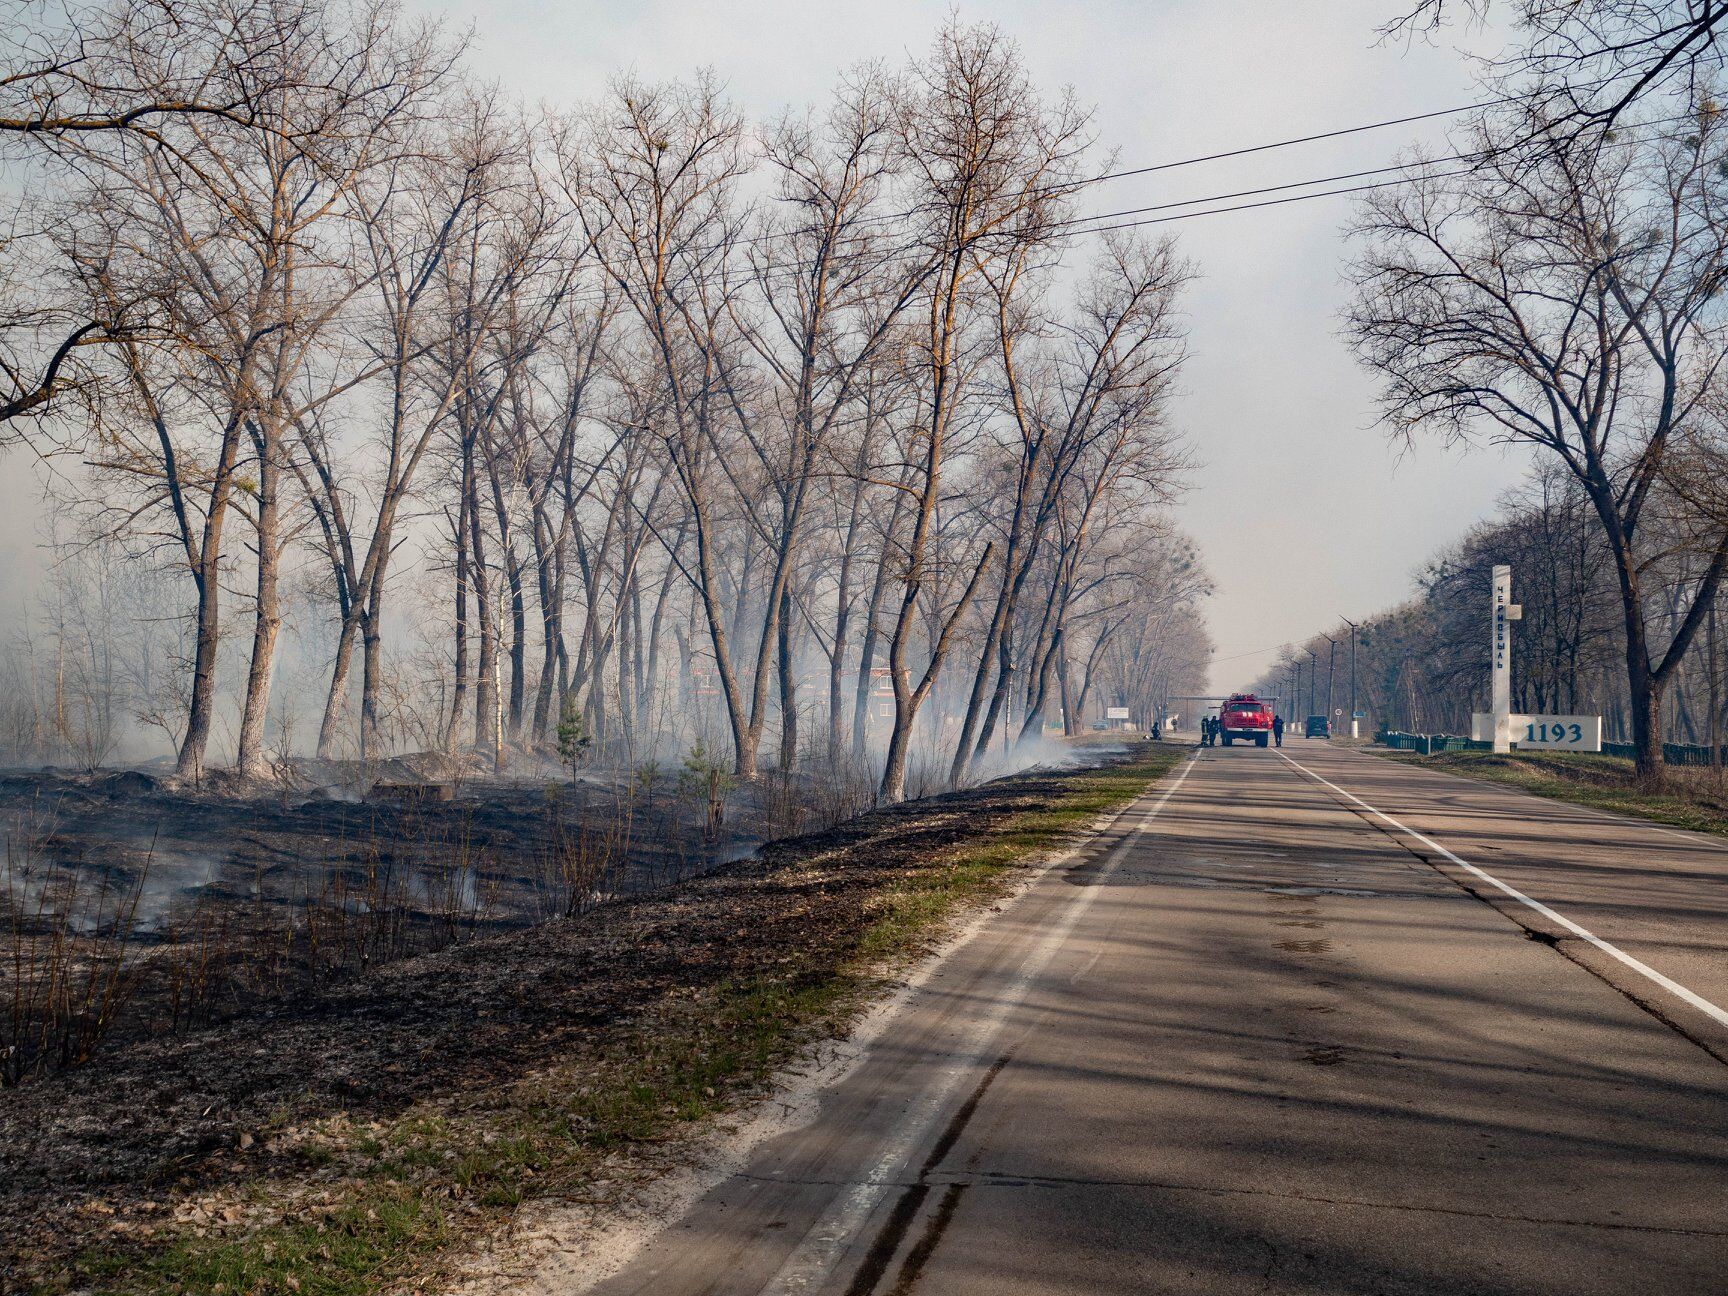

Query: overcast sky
[[0, 0, 1528, 694], [419, 0, 1527, 693]]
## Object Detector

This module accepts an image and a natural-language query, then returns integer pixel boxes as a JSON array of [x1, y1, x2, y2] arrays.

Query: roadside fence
[[1600, 740, 1728, 767], [1377, 731, 1488, 756]]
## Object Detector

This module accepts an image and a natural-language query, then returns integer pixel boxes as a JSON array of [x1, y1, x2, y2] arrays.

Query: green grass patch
[[64, 746, 1183, 1296]]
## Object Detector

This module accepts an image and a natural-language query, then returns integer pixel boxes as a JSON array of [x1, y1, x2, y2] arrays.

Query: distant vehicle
[[1305, 714, 1331, 739], [1090, 721, 1108, 730], [1218, 694, 1274, 747]]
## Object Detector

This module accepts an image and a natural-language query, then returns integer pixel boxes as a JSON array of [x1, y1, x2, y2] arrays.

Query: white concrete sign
[[1106, 706, 1130, 720], [1471, 712, 1603, 752], [1490, 565, 1522, 754], [1519, 715, 1603, 751]]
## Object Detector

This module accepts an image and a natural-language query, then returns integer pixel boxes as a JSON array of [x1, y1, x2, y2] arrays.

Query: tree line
[[1255, 467, 1728, 754], [0, 1, 1211, 801]]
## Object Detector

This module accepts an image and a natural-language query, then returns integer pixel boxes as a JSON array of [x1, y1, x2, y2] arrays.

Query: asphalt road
[[588, 740, 1728, 1295]]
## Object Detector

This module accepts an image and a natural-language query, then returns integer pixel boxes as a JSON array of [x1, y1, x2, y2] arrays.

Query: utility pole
[[1340, 617, 1359, 739], [1307, 649, 1318, 719], [1320, 633, 1337, 731]]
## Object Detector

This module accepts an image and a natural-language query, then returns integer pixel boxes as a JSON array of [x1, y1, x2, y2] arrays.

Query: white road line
[[1277, 751, 1728, 1032], [761, 753, 1201, 1294]]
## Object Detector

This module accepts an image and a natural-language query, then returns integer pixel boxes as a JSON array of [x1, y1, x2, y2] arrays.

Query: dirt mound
[[97, 770, 159, 799]]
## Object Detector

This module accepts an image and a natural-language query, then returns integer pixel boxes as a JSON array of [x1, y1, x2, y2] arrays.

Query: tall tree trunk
[[317, 613, 360, 759], [175, 408, 246, 780], [236, 425, 282, 778], [777, 584, 798, 771], [505, 543, 528, 738], [828, 593, 851, 769], [880, 544, 995, 803], [970, 629, 1015, 776], [1059, 634, 1077, 737], [444, 493, 471, 755], [359, 551, 391, 763], [952, 585, 1011, 784], [470, 466, 497, 753], [851, 494, 908, 759], [178, 542, 225, 781], [530, 507, 561, 742], [1629, 659, 1663, 783], [1020, 624, 1063, 745]]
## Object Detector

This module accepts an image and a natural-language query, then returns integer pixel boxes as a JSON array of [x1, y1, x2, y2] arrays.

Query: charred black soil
[[0, 741, 1167, 1295]]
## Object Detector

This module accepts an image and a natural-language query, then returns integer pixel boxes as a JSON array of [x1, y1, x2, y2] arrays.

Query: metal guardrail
[[1376, 731, 1489, 755], [1602, 740, 1728, 766]]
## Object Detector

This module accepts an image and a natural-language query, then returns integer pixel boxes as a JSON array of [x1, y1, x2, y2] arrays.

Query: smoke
[[967, 735, 1129, 784], [2, 830, 228, 936]]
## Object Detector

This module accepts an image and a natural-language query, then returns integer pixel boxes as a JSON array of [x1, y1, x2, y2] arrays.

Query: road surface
[[588, 740, 1728, 1295]]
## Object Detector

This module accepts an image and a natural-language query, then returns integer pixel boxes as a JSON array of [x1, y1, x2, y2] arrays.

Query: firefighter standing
[[1272, 714, 1285, 747]]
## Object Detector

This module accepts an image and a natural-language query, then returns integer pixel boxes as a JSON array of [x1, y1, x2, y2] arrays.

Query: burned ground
[[0, 759, 778, 1084], [0, 747, 1141, 1287]]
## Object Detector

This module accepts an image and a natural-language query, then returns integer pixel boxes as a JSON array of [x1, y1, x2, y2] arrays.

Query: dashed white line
[[1277, 750, 1728, 1033]]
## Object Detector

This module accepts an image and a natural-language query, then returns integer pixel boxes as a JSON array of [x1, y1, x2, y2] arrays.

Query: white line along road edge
[[761, 751, 1202, 1294], [1277, 750, 1728, 1032]]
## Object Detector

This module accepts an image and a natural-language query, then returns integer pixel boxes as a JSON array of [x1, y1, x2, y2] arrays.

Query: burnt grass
[[0, 762, 759, 1078], [0, 760, 746, 928], [0, 744, 1158, 1290]]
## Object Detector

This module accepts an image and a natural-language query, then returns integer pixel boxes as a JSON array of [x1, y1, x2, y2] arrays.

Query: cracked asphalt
[[585, 739, 1728, 1295]]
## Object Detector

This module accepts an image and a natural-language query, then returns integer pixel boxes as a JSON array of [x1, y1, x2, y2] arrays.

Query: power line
[[1068, 65, 1651, 189], [1068, 167, 1478, 234], [1066, 105, 1705, 225], [724, 77, 1701, 276], [1206, 646, 1287, 665], [1084, 102, 1482, 188], [1057, 108, 1710, 234], [746, 68, 1654, 253]]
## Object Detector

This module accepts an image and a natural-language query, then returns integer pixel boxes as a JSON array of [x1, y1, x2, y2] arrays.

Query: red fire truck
[[1218, 693, 1274, 747]]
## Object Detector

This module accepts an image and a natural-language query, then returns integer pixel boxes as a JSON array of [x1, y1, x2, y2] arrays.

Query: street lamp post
[[1340, 616, 1360, 739]]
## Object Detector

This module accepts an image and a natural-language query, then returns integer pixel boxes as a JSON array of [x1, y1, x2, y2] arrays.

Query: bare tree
[[0, 1, 1213, 802], [1348, 98, 1728, 777], [0, 0, 345, 426], [55, 0, 455, 779], [1387, 1, 1728, 140], [951, 231, 1189, 779], [873, 20, 1091, 803]]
